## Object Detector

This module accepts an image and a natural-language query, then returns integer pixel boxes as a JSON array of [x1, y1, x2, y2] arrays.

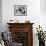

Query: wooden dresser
[[7, 23, 34, 46]]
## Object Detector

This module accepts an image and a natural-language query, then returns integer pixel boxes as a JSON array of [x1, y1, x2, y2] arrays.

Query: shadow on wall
[[40, 0, 46, 14], [0, 0, 2, 32]]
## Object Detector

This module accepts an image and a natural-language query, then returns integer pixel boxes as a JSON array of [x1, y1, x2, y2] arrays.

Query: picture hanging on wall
[[14, 5, 27, 16]]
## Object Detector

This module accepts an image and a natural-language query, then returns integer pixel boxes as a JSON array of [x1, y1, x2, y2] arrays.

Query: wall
[[40, 0, 46, 13], [0, 0, 2, 32], [2, 0, 40, 30], [40, 0, 46, 31]]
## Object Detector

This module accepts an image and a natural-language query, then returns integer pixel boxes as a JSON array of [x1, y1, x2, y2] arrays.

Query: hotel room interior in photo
[[0, 0, 46, 46]]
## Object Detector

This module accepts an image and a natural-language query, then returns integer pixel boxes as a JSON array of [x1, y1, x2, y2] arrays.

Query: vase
[[39, 40, 45, 46]]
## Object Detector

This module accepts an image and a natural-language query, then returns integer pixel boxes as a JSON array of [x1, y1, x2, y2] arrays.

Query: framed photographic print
[[14, 5, 27, 16]]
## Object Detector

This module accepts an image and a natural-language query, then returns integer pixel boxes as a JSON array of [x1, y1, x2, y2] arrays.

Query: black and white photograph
[[14, 5, 27, 16]]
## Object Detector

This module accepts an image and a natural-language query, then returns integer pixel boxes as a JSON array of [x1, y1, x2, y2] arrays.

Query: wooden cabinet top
[[7, 23, 34, 25]]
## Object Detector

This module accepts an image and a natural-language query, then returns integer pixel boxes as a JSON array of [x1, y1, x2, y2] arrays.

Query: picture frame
[[14, 5, 27, 16]]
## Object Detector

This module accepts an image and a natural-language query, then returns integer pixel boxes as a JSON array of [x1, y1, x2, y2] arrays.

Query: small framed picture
[[14, 5, 27, 16]]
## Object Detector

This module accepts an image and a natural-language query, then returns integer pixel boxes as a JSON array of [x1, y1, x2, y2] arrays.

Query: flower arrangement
[[36, 25, 45, 42]]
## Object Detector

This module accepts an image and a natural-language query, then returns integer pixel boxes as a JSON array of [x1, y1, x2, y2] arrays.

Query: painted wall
[[2, 0, 40, 30], [40, 0, 46, 13], [0, 0, 2, 32], [40, 0, 46, 31]]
